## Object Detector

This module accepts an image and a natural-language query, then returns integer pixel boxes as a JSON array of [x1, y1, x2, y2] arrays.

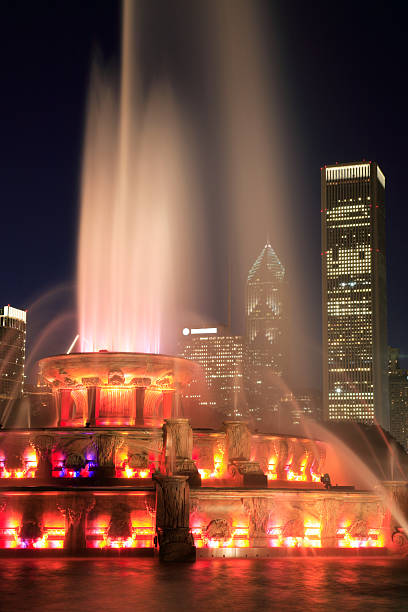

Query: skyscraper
[[279, 388, 323, 427], [178, 326, 246, 418], [321, 161, 389, 428], [245, 243, 287, 420], [0, 305, 26, 422], [388, 347, 408, 451]]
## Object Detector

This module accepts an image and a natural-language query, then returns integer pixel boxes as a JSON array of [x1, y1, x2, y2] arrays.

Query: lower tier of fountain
[[0, 420, 407, 558]]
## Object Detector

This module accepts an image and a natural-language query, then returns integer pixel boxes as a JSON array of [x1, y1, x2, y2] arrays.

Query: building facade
[[388, 347, 408, 451], [178, 326, 246, 418], [0, 305, 26, 423], [321, 162, 389, 427], [279, 388, 323, 427], [245, 243, 287, 420]]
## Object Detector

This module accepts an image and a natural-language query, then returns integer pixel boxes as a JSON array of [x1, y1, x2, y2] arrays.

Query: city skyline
[[1, 1, 408, 393]]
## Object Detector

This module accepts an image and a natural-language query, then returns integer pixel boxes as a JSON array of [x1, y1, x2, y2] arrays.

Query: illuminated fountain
[[0, 0, 407, 560]]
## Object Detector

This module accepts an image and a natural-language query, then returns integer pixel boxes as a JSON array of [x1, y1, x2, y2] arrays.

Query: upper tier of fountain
[[38, 352, 200, 427]]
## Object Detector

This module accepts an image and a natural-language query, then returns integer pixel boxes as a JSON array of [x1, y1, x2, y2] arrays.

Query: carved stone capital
[[91, 433, 124, 467]]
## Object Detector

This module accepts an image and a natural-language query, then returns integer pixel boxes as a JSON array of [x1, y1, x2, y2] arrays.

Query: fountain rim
[[38, 351, 201, 387], [38, 350, 197, 361]]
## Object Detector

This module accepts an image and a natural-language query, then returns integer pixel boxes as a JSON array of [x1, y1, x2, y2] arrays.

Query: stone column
[[224, 421, 251, 461], [136, 387, 146, 424], [224, 421, 267, 488], [58, 389, 72, 426], [86, 386, 99, 427], [153, 474, 195, 562], [31, 434, 54, 482], [163, 418, 200, 487], [57, 494, 95, 553], [162, 391, 174, 420]]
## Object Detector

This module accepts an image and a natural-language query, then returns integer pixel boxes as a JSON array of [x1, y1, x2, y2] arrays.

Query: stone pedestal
[[153, 474, 196, 562], [230, 460, 268, 488], [163, 418, 200, 487], [224, 421, 267, 488]]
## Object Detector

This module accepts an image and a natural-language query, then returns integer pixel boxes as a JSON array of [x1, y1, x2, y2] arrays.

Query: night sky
[[1, 1, 408, 386]]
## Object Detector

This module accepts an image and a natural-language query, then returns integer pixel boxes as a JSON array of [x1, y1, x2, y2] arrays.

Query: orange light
[[191, 528, 202, 536], [122, 463, 151, 479], [33, 536, 48, 549], [232, 527, 249, 537], [336, 527, 383, 548], [212, 450, 225, 478], [267, 457, 278, 480], [124, 465, 134, 478], [287, 470, 307, 482]]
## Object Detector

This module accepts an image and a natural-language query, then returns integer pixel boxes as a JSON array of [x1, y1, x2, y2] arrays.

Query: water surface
[[1, 558, 407, 611]]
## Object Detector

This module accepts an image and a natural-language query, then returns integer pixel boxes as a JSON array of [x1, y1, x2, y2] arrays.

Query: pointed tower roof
[[247, 243, 285, 283]]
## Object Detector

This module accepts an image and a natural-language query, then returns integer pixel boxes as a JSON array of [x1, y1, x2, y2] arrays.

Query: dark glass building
[[321, 162, 389, 428], [245, 243, 287, 420], [0, 305, 26, 423], [279, 388, 323, 427], [388, 347, 408, 451]]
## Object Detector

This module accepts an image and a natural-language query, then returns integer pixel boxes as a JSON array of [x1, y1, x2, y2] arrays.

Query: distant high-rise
[[178, 326, 246, 418], [321, 161, 389, 428], [245, 243, 287, 419], [0, 306, 26, 421], [388, 347, 408, 451], [279, 388, 323, 427]]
